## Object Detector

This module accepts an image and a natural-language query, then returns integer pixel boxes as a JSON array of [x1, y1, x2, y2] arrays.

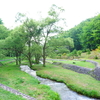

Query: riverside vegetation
[[0, 57, 100, 99], [0, 62, 60, 100], [32, 63, 100, 99]]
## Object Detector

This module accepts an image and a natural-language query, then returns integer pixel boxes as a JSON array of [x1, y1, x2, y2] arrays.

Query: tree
[[0, 40, 7, 58], [47, 35, 74, 58], [32, 42, 42, 64], [5, 27, 25, 65], [70, 49, 78, 59], [0, 25, 9, 39], [0, 18, 3, 24], [41, 4, 65, 67], [21, 18, 42, 67]]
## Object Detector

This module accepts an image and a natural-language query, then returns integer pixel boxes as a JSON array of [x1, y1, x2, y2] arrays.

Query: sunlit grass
[[47, 59, 95, 69], [35, 64, 100, 99], [0, 57, 15, 60], [0, 87, 26, 100], [0, 63, 60, 100]]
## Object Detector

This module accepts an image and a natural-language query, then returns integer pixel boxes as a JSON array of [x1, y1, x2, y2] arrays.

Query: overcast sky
[[0, 0, 100, 30]]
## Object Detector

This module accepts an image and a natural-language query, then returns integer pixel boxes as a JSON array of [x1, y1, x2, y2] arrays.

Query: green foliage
[[47, 36, 74, 58], [0, 25, 9, 39], [4, 27, 25, 65], [21, 18, 42, 67], [86, 49, 91, 54], [77, 50, 82, 56], [61, 14, 100, 51], [0, 18, 3, 24], [94, 56, 98, 59], [41, 4, 66, 67], [68, 49, 78, 58]]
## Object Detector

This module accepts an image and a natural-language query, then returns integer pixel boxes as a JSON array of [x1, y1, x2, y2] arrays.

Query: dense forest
[[60, 14, 100, 51], [0, 6, 100, 66]]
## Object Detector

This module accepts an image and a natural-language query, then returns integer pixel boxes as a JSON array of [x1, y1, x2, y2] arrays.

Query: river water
[[20, 65, 97, 100]]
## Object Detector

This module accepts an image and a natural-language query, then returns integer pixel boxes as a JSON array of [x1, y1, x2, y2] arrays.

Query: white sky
[[0, 0, 100, 30]]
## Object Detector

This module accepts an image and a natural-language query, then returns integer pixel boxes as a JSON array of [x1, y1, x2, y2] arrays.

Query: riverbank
[[32, 63, 100, 99], [0, 63, 60, 100], [20, 65, 95, 100]]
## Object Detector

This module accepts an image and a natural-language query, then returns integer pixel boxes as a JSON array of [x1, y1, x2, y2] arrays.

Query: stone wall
[[52, 62, 92, 74], [62, 64, 92, 74], [90, 67, 100, 80], [52, 60, 100, 81], [85, 60, 99, 67]]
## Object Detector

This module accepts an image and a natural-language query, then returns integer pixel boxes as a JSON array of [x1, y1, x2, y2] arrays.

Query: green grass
[[0, 57, 15, 60], [0, 87, 26, 100], [0, 57, 15, 65], [0, 63, 60, 100], [48, 60, 95, 69], [32, 64, 100, 99], [89, 59, 100, 64]]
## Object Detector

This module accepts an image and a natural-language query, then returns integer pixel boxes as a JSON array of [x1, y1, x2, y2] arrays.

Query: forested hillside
[[61, 14, 100, 51]]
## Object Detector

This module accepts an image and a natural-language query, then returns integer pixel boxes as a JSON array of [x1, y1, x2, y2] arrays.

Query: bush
[[86, 49, 91, 54], [94, 56, 98, 59], [77, 50, 82, 57]]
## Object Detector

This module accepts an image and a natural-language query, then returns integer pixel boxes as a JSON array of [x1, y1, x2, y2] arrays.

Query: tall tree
[[41, 4, 65, 67], [5, 27, 25, 65], [21, 18, 42, 67]]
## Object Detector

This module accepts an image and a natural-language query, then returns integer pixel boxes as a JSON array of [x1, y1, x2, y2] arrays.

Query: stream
[[20, 65, 97, 100]]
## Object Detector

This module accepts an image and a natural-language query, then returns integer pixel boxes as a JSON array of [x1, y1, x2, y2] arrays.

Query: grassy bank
[[0, 87, 26, 100], [0, 63, 60, 100], [32, 64, 100, 99], [47, 59, 95, 69]]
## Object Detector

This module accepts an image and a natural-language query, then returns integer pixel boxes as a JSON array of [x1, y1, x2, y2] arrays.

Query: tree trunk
[[16, 57, 18, 65], [18, 56, 21, 65], [15, 52, 18, 65], [43, 43, 46, 67], [28, 57, 32, 68], [28, 40, 32, 68], [35, 54, 40, 64]]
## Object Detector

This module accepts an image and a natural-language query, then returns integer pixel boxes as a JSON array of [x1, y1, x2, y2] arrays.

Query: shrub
[[94, 56, 98, 59], [77, 50, 82, 57], [86, 49, 91, 54]]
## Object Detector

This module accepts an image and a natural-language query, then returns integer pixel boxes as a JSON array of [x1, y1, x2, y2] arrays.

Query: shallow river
[[20, 65, 97, 100]]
